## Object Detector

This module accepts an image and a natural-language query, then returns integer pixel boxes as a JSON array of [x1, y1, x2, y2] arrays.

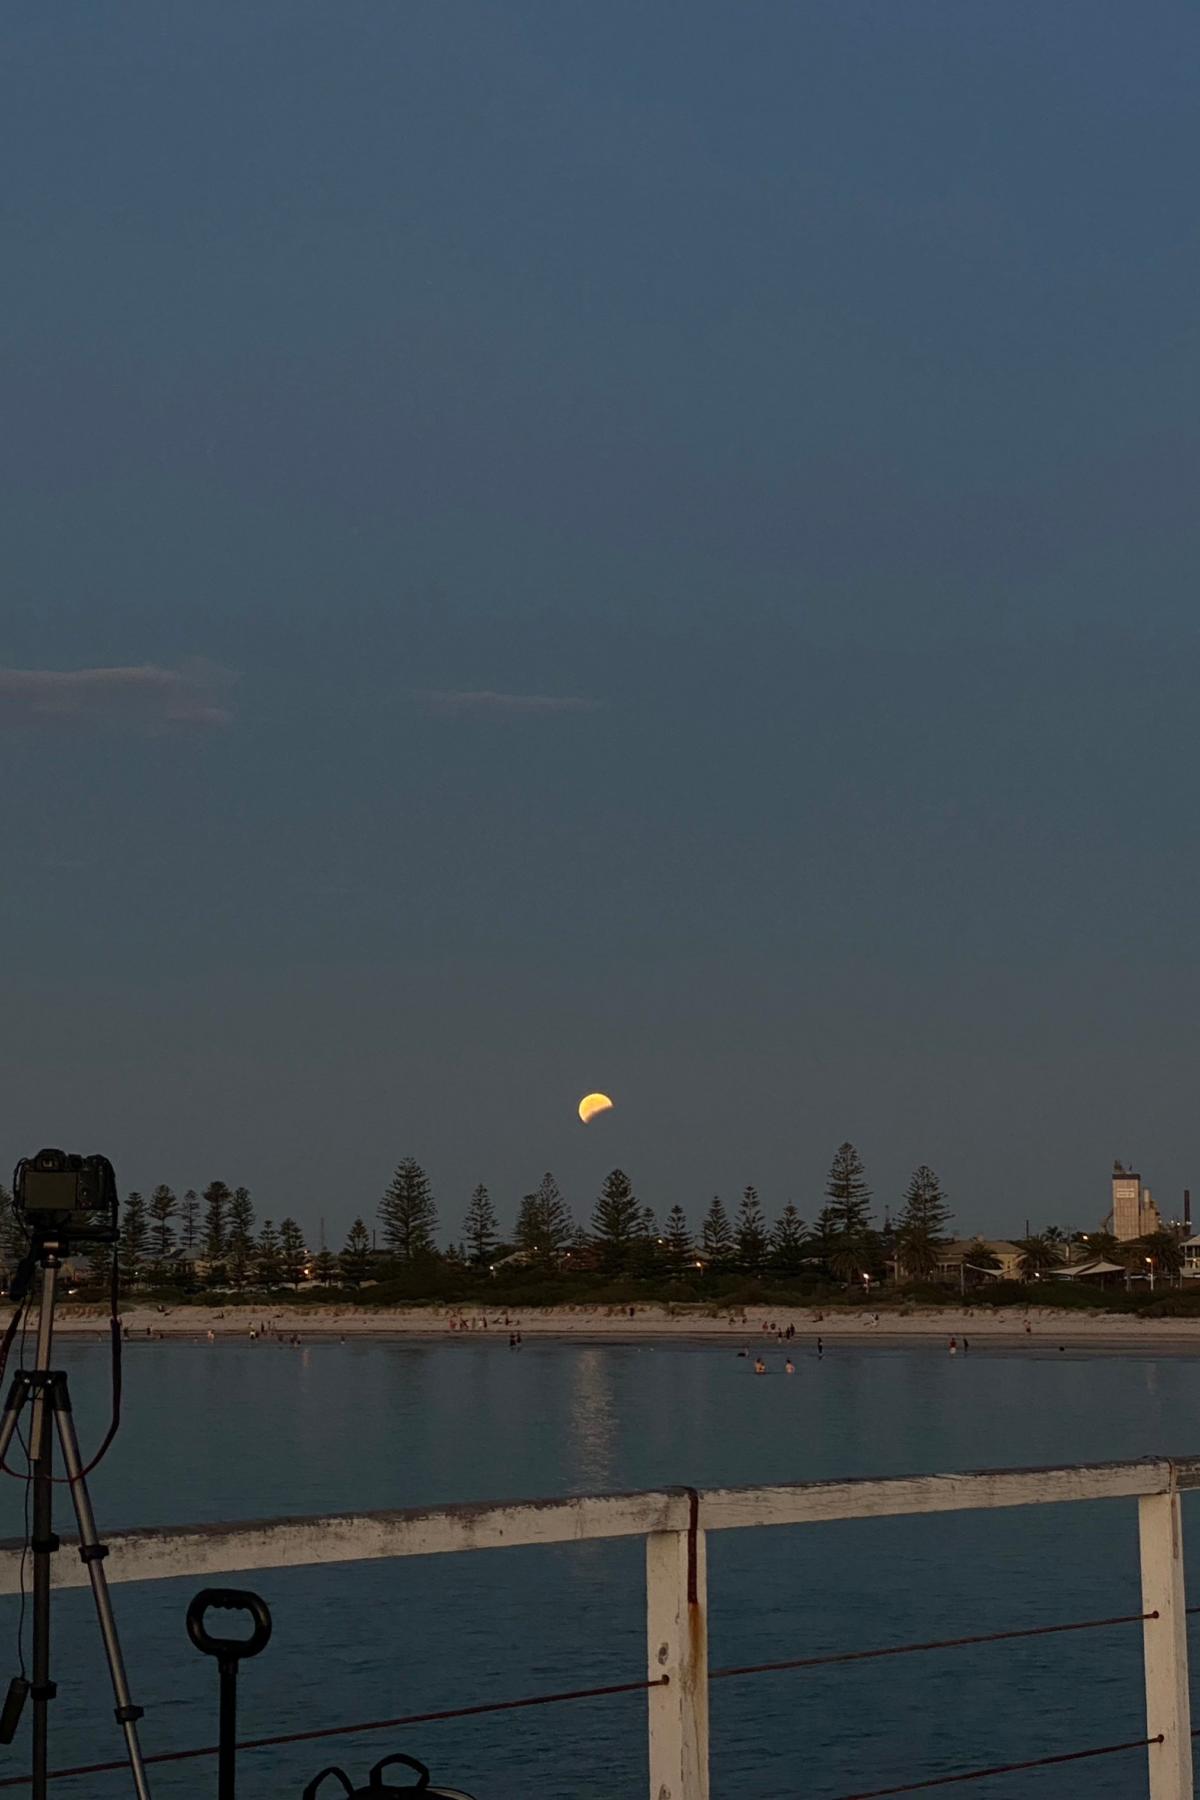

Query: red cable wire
[[827, 1735, 1160, 1800], [0, 1675, 670, 1787], [0, 1598, 1174, 1786], [710, 1608, 1155, 1681]]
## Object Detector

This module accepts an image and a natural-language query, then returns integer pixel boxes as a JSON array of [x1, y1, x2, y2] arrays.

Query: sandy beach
[[39, 1301, 1200, 1350]]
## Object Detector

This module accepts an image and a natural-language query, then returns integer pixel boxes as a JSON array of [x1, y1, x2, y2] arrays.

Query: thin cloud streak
[[0, 662, 237, 728], [420, 689, 600, 717]]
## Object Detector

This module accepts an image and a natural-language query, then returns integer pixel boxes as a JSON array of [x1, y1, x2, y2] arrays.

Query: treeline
[[0, 1180, 380, 1292], [5, 1143, 965, 1293], [7, 1150, 1181, 1298], [376, 1144, 954, 1281]]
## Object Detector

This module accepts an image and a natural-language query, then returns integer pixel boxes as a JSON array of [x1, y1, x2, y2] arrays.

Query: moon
[[578, 1092, 614, 1124]]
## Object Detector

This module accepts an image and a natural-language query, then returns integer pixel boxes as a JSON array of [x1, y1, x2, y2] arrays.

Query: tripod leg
[[27, 1250, 61, 1800], [0, 1375, 36, 1763], [24, 1372, 60, 1800], [49, 1379, 152, 1800], [0, 1373, 32, 1471]]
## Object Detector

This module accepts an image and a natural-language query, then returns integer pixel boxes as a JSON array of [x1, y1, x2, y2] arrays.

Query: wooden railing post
[[646, 1507, 709, 1800], [1139, 1485, 1193, 1800]]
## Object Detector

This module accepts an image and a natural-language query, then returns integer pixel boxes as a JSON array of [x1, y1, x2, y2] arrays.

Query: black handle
[[186, 1588, 273, 1662], [371, 1754, 430, 1789], [302, 1772, 354, 1799]]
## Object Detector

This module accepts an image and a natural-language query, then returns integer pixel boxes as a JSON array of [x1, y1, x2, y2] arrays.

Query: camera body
[[13, 1148, 119, 1246]]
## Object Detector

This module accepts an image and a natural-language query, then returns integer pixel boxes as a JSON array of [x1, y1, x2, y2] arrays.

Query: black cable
[[0, 1174, 36, 1486], [0, 1290, 31, 1496], [0, 1293, 26, 1405], [16, 1480, 28, 1684], [15, 1305, 31, 1683], [67, 1239, 122, 1480]]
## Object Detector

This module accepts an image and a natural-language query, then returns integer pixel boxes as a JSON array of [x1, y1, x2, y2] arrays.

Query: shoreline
[[39, 1301, 1200, 1353]]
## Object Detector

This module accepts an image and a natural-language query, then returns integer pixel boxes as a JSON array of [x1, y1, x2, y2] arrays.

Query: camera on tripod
[[0, 1149, 151, 1800], [12, 1149, 119, 1248]]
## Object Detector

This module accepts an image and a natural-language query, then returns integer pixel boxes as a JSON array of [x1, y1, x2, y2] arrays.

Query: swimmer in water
[[785, 1358, 795, 1375], [754, 1357, 766, 1374]]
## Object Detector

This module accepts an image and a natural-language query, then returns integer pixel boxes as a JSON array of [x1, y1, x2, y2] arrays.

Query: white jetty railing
[[1, 1455, 1197, 1800]]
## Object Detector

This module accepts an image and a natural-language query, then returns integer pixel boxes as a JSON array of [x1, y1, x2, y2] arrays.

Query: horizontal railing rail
[[3, 1455, 1197, 1594], [0, 1454, 1195, 1799]]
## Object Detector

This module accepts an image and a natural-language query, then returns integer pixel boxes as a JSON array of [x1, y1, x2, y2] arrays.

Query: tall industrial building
[[1111, 1161, 1162, 1241]]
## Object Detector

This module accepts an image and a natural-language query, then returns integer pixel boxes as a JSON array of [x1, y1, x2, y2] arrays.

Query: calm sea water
[[0, 1334, 1196, 1800]]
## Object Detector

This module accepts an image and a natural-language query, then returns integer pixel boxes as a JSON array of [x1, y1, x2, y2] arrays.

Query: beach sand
[[39, 1300, 1200, 1350]]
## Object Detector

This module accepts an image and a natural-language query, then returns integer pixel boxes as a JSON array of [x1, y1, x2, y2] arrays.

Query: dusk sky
[[4, 3, 1199, 1243]]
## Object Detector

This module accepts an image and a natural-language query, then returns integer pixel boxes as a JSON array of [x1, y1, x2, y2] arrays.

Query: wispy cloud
[[0, 661, 237, 729], [420, 689, 599, 718]]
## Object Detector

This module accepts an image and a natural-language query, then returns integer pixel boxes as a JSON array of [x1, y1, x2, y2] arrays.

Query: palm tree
[[1136, 1230, 1184, 1282], [1074, 1229, 1119, 1263], [962, 1241, 1000, 1285], [827, 1240, 869, 1289], [1016, 1234, 1062, 1281], [897, 1234, 941, 1282]]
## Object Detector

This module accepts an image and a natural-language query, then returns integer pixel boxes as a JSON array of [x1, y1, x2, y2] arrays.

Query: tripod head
[[8, 1237, 73, 1308]]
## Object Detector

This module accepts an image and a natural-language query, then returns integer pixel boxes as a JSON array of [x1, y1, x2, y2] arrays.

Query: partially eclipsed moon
[[578, 1092, 614, 1124]]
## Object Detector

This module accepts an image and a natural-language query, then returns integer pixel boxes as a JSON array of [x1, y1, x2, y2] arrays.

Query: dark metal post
[[218, 1658, 237, 1799]]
